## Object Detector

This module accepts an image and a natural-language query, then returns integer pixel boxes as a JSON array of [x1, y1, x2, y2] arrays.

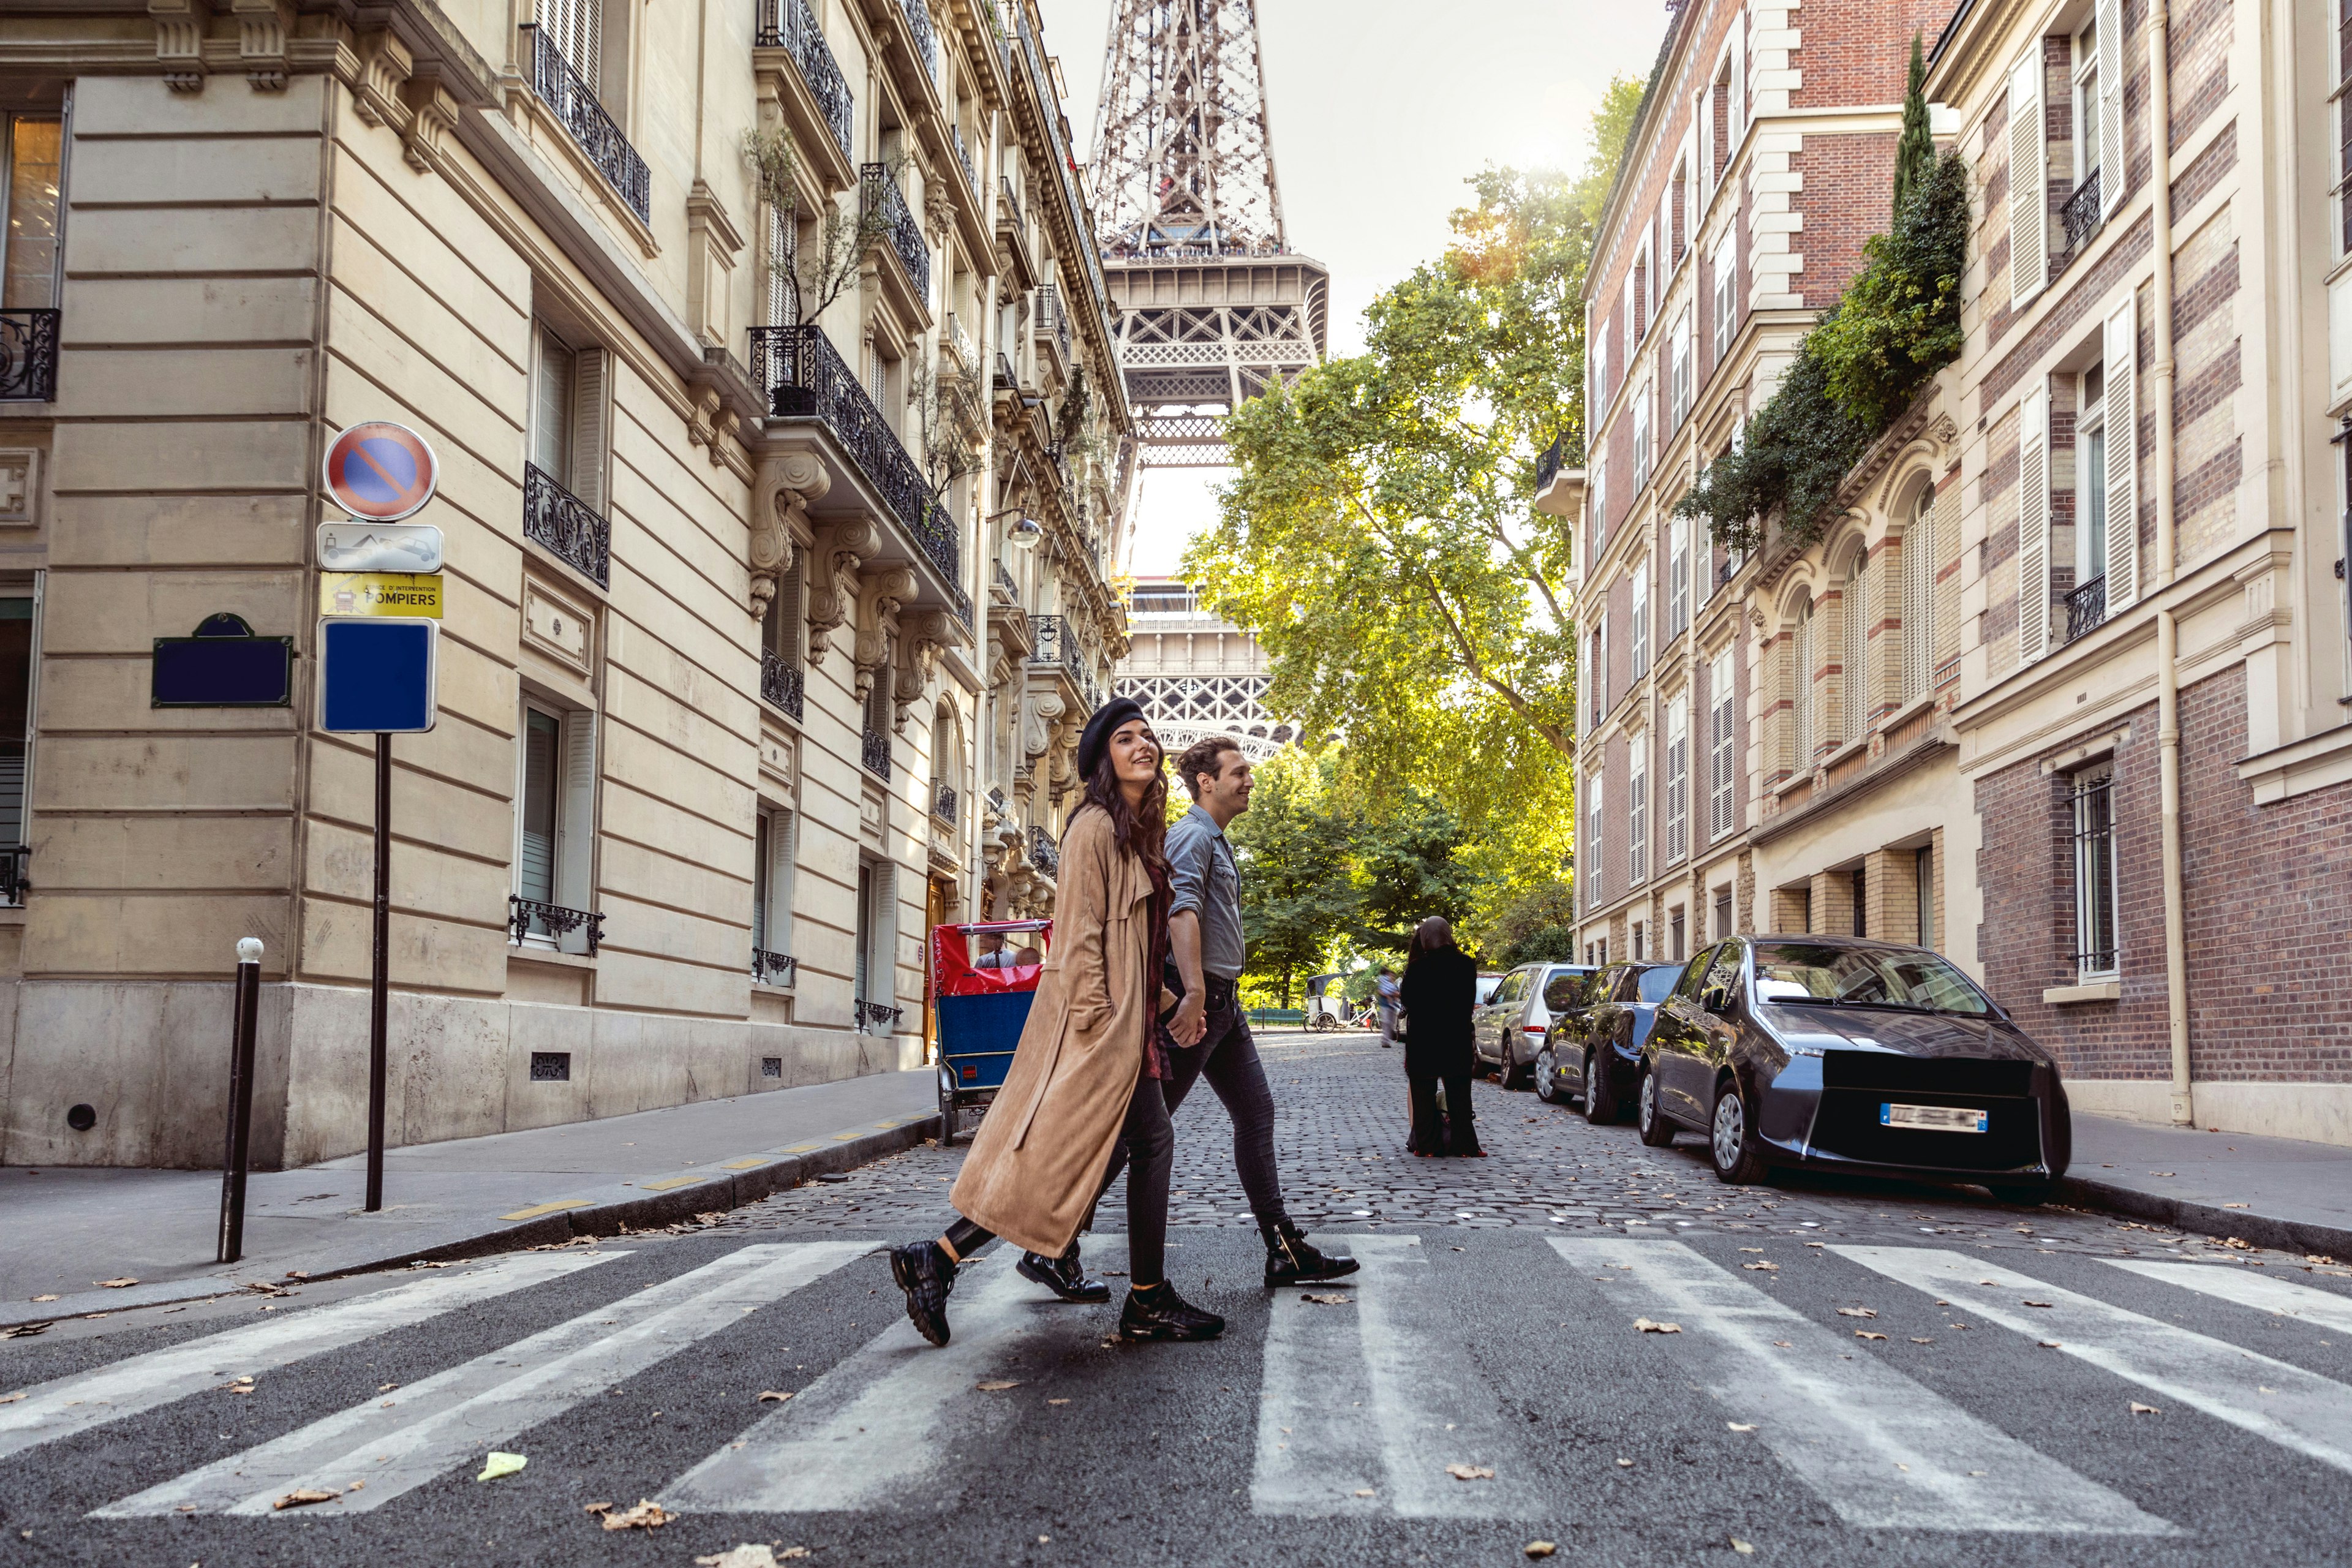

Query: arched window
[[1841, 549, 1869, 745], [1902, 484, 1936, 705], [1790, 600, 1814, 772]]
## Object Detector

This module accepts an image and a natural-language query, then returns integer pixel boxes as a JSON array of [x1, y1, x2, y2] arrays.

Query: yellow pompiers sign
[[320, 571, 444, 619]]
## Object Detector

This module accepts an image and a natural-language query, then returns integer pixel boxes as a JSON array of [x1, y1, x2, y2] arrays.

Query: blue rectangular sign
[[319, 616, 437, 734]]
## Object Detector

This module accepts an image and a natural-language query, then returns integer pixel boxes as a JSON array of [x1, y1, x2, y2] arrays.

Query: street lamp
[[987, 506, 1044, 549]]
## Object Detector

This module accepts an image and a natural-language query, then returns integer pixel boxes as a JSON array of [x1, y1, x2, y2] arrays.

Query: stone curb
[[0, 1116, 940, 1332], [2056, 1175, 2352, 1261]]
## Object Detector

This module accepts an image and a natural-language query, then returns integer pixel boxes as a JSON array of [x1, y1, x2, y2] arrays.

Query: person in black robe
[[1398, 916, 1483, 1157]]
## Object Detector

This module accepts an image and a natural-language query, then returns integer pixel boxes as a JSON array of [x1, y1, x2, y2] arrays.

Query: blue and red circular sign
[[323, 420, 439, 522]]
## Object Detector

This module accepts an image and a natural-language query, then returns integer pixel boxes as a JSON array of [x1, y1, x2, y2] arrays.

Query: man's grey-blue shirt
[[1167, 803, 1246, 980]]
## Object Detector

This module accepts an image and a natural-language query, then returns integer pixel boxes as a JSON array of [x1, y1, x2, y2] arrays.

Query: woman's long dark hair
[[1079, 726, 1169, 870]]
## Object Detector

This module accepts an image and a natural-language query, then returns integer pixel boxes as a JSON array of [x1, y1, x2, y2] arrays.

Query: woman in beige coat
[[890, 698, 1225, 1347]]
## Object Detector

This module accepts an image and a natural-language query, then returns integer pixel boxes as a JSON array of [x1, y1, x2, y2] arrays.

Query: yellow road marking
[[832, 1132, 861, 1142], [722, 1158, 766, 1170], [783, 1143, 821, 1154], [640, 1177, 704, 1192], [499, 1199, 593, 1221]]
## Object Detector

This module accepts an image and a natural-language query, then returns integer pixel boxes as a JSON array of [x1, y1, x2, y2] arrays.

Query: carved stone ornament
[[1023, 690, 1066, 766], [750, 451, 826, 619], [350, 29, 413, 130], [892, 609, 951, 731], [402, 69, 460, 171], [228, 0, 294, 89], [804, 516, 878, 665], [150, 0, 210, 91], [852, 565, 919, 700]]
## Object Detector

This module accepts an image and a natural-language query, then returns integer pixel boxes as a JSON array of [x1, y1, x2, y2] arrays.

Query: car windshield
[[1635, 966, 1680, 1004], [1748, 942, 1994, 1016]]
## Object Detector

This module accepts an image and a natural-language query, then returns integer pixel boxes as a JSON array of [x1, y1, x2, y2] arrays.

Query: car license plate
[[1881, 1102, 1988, 1133]]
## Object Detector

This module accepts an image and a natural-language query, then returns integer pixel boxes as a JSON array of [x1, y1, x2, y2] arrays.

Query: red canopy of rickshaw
[[930, 921, 1053, 997]]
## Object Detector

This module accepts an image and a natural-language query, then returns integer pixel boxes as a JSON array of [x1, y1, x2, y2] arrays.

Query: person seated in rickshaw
[[972, 932, 1014, 970]]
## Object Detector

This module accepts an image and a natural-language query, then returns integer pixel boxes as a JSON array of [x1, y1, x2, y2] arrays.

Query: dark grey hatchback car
[[1637, 935, 2073, 1204]]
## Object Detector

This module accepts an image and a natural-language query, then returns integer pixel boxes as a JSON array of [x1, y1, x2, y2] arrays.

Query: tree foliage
[[1892, 33, 1935, 215]]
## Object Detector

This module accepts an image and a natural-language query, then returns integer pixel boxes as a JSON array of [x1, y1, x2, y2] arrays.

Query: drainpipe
[[2146, 0, 2192, 1126]]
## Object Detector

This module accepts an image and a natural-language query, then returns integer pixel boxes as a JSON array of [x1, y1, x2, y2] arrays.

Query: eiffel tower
[[1087, 0, 1329, 468]]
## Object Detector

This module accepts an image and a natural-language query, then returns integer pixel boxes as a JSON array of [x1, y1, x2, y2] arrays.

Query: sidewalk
[[2064, 1112, 2352, 1256], [0, 1069, 939, 1329]]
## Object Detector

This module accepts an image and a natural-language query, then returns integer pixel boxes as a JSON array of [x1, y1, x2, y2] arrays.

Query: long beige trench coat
[[951, 804, 1162, 1257]]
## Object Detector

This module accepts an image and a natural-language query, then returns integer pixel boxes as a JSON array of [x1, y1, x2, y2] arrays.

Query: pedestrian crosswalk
[[7, 1233, 2352, 1534]]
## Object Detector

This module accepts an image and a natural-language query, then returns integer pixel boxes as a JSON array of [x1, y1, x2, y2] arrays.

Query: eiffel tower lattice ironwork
[[1087, 0, 1328, 468]]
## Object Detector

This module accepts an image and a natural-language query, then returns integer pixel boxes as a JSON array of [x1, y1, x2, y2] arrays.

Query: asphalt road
[[7, 1031, 2352, 1567]]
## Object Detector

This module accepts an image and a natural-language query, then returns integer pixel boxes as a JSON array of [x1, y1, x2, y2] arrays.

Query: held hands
[[1168, 990, 1208, 1048]]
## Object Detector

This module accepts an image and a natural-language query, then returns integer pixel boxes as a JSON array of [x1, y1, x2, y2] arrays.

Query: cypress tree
[[1893, 32, 1934, 215]]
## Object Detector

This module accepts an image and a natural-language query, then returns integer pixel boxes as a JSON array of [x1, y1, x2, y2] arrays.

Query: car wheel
[[1636, 1069, 1676, 1147], [1498, 1044, 1531, 1091], [1709, 1079, 1770, 1184], [1584, 1049, 1621, 1124], [1533, 1047, 1559, 1103], [1986, 1181, 2054, 1207]]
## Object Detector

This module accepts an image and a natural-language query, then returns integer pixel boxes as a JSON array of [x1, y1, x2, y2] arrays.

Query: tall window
[[1902, 488, 1935, 703], [1591, 325, 1609, 418], [1791, 603, 1815, 769], [530, 321, 608, 512], [1669, 905, 1686, 962], [1632, 383, 1652, 491], [1668, 514, 1691, 639], [1711, 233, 1738, 367], [1915, 844, 1935, 950], [1850, 865, 1868, 938], [1590, 620, 1608, 729], [1585, 774, 1604, 908], [2078, 364, 2109, 594], [753, 807, 796, 971], [2, 114, 64, 311], [538, 0, 601, 77], [515, 700, 597, 949], [1668, 312, 1692, 432], [2071, 15, 2100, 189], [517, 709, 560, 912], [2340, 0, 2352, 254], [1708, 648, 1738, 840], [1629, 737, 1648, 886], [1630, 567, 1649, 679], [2071, 766, 2119, 979], [1665, 693, 1690, 862], [1588, 467, 1607, 561], [0, 594, 30, 904], [1713, 888, 1733, 941], [1841, 553, 1870, 745]]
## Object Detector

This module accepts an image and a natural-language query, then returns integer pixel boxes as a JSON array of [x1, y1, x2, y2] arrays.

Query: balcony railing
[[1536, 431, 1566, 492], [998, 176, 1023, 232], [951, 124, 978, 191], [1029, 826, 1058, 878], [509, 895, 605, 954], [752, 948, 797, 987], [933, 781, 958, 824], [0, 844, 27, 907], [901, 0, 938, 81], [1034, 284, 1071, 364], [523, 461, 611, 587], [861, 162, 930, 301], [993, 558, 1019, 598], [2065, 574, 2107, 643], [856, 999, 905, 1032], [761, 649, 805, 720], [755, 0, 855, 160], [528, 26, 650, 224], [944, 311, 977, 376], [862, 725, 892, 778], [0, 309, 59, 402], [2054, 168, 2102, 278], [748, 325, 959, 584]]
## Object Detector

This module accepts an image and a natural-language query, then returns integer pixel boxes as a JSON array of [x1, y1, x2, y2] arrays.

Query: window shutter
[[768, 208, 797, 326], [752, 813, 770, 954], [1902, 505, 1931, 706], [872, 861, 898, 1022], [2103, 300, 2139, 612], [772, 810, 797, 960], [1629, 745, 1648, 885], [568, 345, 609, 515], [1842, 560, 1869, 743], [2008, 50, 2048, 309], [555, 708, 598, 950], [2097, 0, 2125, 217], [2018, 386, 2052, 663], [518, 708, 560, 906], [1932, 477, 1961, 677], [1631, 569, 1648, 677], [1728, 19, 1744, 145]]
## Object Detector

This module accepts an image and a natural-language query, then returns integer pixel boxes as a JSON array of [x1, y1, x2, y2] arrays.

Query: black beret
[[1076, 696, 1148, 782]]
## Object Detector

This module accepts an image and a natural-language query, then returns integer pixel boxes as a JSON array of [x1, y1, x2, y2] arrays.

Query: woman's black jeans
[[947, 1063, 1174, 1285]]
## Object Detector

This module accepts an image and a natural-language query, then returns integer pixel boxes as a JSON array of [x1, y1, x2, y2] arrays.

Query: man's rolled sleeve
[[1167, 816, 1212, 920]]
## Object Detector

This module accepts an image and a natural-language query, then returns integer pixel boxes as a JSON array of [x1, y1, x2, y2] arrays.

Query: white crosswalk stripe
[[1551, 1238, 2174, 1534], [2106, 1259, 2352, 1335], [666, 1241, 1126, 1513], [92, 1241, 867, 1518], [1837, 1246, 2352, 1478], [1253, 1235, 1542, 1518], [0, 1251, 619, 1463]]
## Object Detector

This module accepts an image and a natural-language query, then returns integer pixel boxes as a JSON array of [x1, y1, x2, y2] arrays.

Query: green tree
[[1228, 748, 1359, 1006], [1891, 33, 1934, 215]]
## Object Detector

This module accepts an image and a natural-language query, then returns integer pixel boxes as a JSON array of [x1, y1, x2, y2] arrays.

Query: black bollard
[[216, 937, 263, 1265]]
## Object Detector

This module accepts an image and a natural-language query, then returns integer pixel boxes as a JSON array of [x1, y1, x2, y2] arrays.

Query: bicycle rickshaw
[[928, 919, 1051, 1145]]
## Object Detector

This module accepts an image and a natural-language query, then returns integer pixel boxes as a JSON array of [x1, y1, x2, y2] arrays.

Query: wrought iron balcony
[[0, 310, 59, 402], [1536, 431, 1566, 492], [0, 843, 28, 907], [1030, 612, 1067, 666], [527, 26, 650, 224], [861, 162, 930, 301], [509, 895, 605, 954], [748, 325, 959, 584], [755, 0, 855, 160], [752, 948, 797, 987], [523, 462, 611, 587], [862, 725, 892, 778], [856, 998, 905, 1031], [2065, 573, 2107, 643], [1034, 284, 1071, 364], [986, 785, 1009, 819], [1028, 826, 1058, 878], [993, 557, 1019, 600], [761, 649, 805, 720], [901, 0, 938, 81], [933, 781, 958, 824], [2054, 168, 2102, 278], [995, 351, 1020, 393], [998, 176, 1023, 232], [944, 311, 977, 377], [951, 124, 978, 191]]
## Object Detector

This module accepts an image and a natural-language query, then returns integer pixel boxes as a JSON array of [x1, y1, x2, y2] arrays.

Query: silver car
[[1472, 962, 1595, 1090]]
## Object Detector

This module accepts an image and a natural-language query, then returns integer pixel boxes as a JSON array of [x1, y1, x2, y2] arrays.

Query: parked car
[[1475, 971, 1506, 1006], [1537, 962, 1679, 1117], [1472, 961, 1594, 1090], [1635, 935, 2073, 1203]]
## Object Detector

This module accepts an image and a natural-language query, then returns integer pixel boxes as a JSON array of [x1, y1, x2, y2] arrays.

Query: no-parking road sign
[[323, 421, 439, 522]]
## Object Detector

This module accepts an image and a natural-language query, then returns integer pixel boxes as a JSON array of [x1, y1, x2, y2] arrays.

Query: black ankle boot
[[1261, 1218, 1363, 1286], [1118, 1281, 1224, 1341], [1017, 1243, 1110, 1303], [889, 1241, 957, 1347]]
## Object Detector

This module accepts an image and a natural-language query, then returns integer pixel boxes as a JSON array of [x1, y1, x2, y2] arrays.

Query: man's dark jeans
[[1096, 979, 1286, 1228]]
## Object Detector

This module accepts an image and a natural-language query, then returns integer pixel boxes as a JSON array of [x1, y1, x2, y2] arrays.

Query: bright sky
[[1032, 0, 1668, 576]]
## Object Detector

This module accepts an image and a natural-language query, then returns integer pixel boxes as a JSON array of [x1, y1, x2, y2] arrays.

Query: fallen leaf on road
[[1301, 1294, 1352, 1305], [2220, 1237, 2254, 1250], [94, 1278, 138, 1289], [284, 1271, 309, 1280], [30, 1295, 56, 1303], [695, 1547, 784, 1568], [1732, 1540, 1756, 1556], [2022, 1300, 2054, 1308], [1741, 1262, 1779, 1272], [2223, 1202, 2248, 1209], [347, 1480, 363, 1491], [271, 1489, 339, 1510], [1855, 1331, 1888, 1341], [0, 1393, 23, 1405], [2151, 1172, 2174, 1178], [974, 1381, 1020, 1392], [2130, 1402, 2162, 1414], [2038, 1340, 2062, 1349], [1772, 1340, 1792, 1348], [377, 1384, 398, 1393], [1910, 1337, 1933, 1344], [473, 1452, 526, 1482], [1836, 1308, 1877, 1319], [756, 1390, 793, 1403], [1525, 1541, 1557, 1558], [1352, 1488, 1376, 1497], [1739, 1247, 1763, 1253], [1616, 1458, 1635, 1468], [598, 1499, 670, 1532], [1047, 1398, 1071, 1406], [1445, 1464, 1495, 1481], [779, 1551, 810, 1561], [1727, 1422, 1757, 1432], [1632, 1317, 1681, 1333]]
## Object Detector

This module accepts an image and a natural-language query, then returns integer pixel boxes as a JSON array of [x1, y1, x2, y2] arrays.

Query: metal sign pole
[[216, 938, 263, 1264], [365, 731, 391, 1212]]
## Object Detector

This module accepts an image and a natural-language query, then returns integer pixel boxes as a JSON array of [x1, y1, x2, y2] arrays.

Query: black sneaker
[[1118, 1281, 1225, 1342], [1017, 1244, 1110, 1303], [889, 1241, 956, 1347], [1262, 1219, 1363, 1287]]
